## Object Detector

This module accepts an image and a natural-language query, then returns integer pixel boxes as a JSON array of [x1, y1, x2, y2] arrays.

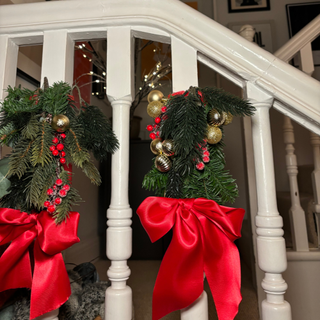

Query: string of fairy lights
[[75, 41, 172, 116]]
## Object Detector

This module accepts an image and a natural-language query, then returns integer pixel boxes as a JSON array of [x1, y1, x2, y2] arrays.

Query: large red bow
[[137, 197, 245, 320], [0, 208, 80, 319]]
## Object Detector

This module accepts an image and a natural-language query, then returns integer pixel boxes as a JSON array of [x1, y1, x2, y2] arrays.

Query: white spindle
[[105, 26, 133, 320], [283, 116, 309, 251], [171, 35, 208, 320], [246, 82, 291, 320], [310, 132, 320, 246], [35, 309, 59, 320], [41, 30, 74, 86], [299, 42, 314, 76], [40, 29, 75, 319]]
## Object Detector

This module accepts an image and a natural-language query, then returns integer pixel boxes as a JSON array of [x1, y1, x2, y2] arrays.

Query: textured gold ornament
[[223, 112, 233, 126], [206, 125, 222, 144], [147, 90, 164, 103], [155, 154, 172, 172], [150, 138, 163, 155], [147, 101, 163, 118], [51, 114, 70, 132], [162, 139, 175, 157], [207, 109, 226, 127]]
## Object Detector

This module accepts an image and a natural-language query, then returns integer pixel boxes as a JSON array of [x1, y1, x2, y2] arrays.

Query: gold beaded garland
[[162, 139, 175, 157], [223, 112, 233, 126], [206, 125, 222, 144], [207, 109, 226, 127], [155, 154, 172, 172], [147, 101, 163, 118], [51, 114, 70, 132], [147, 90, 164, 103], [150, 138, 163, 155]]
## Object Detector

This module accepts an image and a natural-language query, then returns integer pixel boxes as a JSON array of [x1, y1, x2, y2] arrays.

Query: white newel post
[[283, 116, 309, 251], [246, 82, 292, 320], [170, 36, 208, 320], [105, 27, 133, 320], [310, 132, 320, 246], [37, 29, 75, 320]]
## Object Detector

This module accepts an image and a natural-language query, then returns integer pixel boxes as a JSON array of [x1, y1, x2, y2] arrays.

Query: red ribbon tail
[[30, 241, 71, 319], [203, 222, 242, 320]]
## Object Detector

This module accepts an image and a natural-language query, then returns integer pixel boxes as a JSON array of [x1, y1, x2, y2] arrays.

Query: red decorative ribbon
[[137, 197, 245, 320], [0, 208, 80, 319]]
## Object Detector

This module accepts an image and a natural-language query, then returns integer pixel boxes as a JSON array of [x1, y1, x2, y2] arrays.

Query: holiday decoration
[[138, 86, 255, 320], [206, 125, 222, 144], [0, 80, 119, 320], [147, 100, 163, 118], [0, 81, 118, 223], [150, 138, 163, 155]]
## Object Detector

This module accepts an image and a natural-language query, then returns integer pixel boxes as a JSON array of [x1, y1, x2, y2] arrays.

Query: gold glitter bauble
[[150, 138, 163, 155], [223, 112, 233, 126], [147, 90, 164, 103], [207, 109, 226, 127], [52, 114, 70, 132], [155, 154, 172, 172], [147, 101, 163, 118], [206, 125, 222, 144], [162, 139, 175, 157]]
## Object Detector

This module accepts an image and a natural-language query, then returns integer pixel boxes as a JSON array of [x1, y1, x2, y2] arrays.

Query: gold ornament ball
[[147, 101, 163, 118], [147, 90, 164, 103], [150, 138, 163, 155], [223, 112, 233, 126], [206, 125, 222, 144], [207, 108, 226, 127], [162, 139, 175, 157], [52, 114, 70, 132], [155, 154, 172, 172]]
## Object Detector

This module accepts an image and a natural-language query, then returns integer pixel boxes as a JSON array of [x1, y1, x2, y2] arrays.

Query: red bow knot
[[137, 197, 245, 320], [0, 208, 80, 319]]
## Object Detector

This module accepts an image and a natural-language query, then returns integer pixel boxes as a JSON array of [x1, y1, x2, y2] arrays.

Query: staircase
[[0, 1, 320, 319]]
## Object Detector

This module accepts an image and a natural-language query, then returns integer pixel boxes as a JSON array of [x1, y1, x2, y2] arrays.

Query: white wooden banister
[[283, 116, 309, 251], [105, 26, 133, 320], [246, 82, 291, 320]]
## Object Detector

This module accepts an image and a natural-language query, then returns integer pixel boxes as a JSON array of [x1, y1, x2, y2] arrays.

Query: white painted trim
[[287, 249, 320, 261], [0, 0, 319, 134]]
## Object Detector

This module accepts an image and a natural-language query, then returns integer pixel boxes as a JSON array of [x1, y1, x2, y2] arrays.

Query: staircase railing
[[1, 1, 320, 320]]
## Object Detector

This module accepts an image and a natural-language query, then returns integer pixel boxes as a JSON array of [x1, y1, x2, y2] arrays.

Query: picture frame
[[228, 20, 276, 53], [286, 2, 320, 66], [228, 0, 270, 13]]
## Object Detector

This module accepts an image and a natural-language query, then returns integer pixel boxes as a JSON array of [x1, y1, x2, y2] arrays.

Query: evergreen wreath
[[0, 79, 118, 223], [142, 86, 255, 204]]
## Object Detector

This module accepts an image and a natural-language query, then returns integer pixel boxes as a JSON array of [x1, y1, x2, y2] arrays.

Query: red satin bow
[[0, 208, 80, 319], [137, 197, 245, 320]]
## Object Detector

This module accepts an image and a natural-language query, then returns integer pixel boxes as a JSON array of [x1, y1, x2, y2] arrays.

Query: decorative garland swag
[[137, 86, 255, 320], [0, 79, 119, 319]]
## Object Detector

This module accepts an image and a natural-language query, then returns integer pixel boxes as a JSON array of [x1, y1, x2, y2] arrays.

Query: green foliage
[[78, 104, 119, 161], [0, 82, 119, 223], [142, 86, 254, 205]]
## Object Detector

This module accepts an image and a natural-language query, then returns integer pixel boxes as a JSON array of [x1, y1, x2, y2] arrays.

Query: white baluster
[[105, 26, 134, 320], [0, 35, 19, 159], [171, 36, 208, 320], [300, 42, 314, 77], [34, 309, 59, 320], [310, 132, 320, 246], [283, 116, 309, 251], [246, 82, 291, 320], [40, 29, 75, 318], [41, 30, 74, 85]]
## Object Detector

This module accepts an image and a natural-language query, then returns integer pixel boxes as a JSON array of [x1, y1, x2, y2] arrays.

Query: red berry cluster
[[146, 106, 167, 140], [44, 179, 71, 213], [50, 133, 67, 164], [195, 140, 210, 171], [29, 94, 38, 105]]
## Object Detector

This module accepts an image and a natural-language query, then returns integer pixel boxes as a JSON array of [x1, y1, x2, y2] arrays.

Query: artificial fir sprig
[[0, 81, 118, 223], [143, 86, 254, 204]]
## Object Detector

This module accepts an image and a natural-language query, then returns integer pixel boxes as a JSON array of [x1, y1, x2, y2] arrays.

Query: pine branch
[[142, 165, 168, 197], [81, 160, 101, 186], [30, 121, 53, 166]]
